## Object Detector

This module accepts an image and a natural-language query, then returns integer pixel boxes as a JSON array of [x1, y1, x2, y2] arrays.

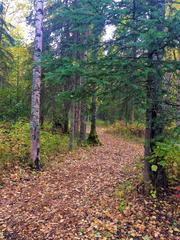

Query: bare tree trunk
[[74, 101, 80, 136], [144, 107, 152, 191], [91, 94, 97, 135], [30, 0, 43, 170], [62, 101, 70, 134], [79, 100, 87, 145], [69, 102, 75, 151], [78, 68, 87, 146], [88, 93, 100, 145]]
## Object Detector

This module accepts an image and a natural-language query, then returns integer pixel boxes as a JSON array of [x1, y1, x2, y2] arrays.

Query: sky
[[4, 0, 33, 44], [104, 25, 116, 41]]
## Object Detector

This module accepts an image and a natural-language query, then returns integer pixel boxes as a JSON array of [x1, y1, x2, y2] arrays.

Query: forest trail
[[0, 129, 143, 240]]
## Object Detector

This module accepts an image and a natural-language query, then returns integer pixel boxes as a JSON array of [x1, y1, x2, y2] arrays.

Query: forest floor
[[0, 128, 179, 240]]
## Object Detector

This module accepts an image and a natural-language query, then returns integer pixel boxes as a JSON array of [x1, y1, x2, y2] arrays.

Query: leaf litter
[[0, 129, 179, 239]]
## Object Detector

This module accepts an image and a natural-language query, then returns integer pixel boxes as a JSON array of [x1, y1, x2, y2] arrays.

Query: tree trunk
[[87, 30, 101, 145], [30, 0, 43, 170], [69, 102, 75, 151], [79, 100, 87, 145], [144, 0, 168, 192], [144, 107, 152, 191], [131, 102, 135, 123], [144, 53, 168, 191], [91, 93, 97, 135], [62, 101, 70, 134], [74, 101, 80, 136], [88, 93, 100, 145]]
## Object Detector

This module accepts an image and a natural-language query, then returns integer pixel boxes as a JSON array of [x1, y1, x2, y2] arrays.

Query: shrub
[[150, 128, 180, 183]]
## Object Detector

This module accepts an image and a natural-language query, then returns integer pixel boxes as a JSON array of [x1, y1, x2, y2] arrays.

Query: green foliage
[[0, 1, 14, 85], [150, 189, 157, 199], [149, 128, 180, 182], [118, 199, 126, 213], [151, 165, 158, 172], [0, 47, 32, 121], [0, 87, 29, 121], [115, 178, 140, 213], [0, 121, 69, 168], [96, 119, 110, 127]]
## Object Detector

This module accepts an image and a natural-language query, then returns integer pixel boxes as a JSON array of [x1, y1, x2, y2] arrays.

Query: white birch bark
[[30, 0, 43, 169]]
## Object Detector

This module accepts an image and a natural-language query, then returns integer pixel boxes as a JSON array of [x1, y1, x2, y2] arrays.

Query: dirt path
[[0, 129, 143, 240]]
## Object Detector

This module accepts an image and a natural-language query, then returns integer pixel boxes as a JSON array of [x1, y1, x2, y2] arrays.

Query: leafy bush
[[0, 121, 69, 169], [150, 129, 180, 182]]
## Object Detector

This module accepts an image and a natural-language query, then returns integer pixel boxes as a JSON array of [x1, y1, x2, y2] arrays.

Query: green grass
[[96, 119, 110, 127], [86, 119, 110, 128], [106, 121, 145, 144], [0, 120, 69, 169]]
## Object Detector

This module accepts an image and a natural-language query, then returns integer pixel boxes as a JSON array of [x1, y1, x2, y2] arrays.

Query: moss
[[87, 132, 101, 146]]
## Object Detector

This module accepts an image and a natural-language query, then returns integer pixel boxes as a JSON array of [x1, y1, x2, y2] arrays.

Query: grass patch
[[96, 119, 110, 127], [86, 119, 110, 128], [106, 121, 144, 144], [0, 120, 69, 170]]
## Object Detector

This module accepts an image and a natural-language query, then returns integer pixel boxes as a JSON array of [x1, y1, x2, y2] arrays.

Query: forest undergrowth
[[0, 121, 69, 183]]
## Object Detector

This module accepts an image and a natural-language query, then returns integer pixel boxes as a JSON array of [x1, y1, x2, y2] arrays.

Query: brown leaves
[[0, 129, 179, 239]]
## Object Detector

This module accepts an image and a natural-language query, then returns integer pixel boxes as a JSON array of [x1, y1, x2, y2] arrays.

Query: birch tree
[[30, 0, 43, 169]]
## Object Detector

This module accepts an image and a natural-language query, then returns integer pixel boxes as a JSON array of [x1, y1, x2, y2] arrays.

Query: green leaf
[[143, 235, 150, 240], [151, 165, 158, 172]]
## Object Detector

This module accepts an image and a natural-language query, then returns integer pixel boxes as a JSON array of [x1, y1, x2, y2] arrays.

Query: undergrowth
[[149, 127, 180, 184], [115, 159, 143, 212], [0, 121, 69, 170], [106, 121, 144, 143]]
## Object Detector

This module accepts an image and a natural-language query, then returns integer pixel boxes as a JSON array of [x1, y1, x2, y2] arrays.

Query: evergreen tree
[[0, 1, 13, 87]]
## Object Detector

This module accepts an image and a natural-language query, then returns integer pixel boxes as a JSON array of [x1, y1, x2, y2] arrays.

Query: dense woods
[[0, 0, 180, 239]]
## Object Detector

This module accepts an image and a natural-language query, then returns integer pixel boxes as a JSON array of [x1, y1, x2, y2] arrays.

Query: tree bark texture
[[62, 101, 70, 134], [79, 75, 87, 145], [79, 100, 87, 145], [74, 101, 80, 136], [30, 0, 43, 170], [69, 102, 75, 151], [88, 93, 100, 145]]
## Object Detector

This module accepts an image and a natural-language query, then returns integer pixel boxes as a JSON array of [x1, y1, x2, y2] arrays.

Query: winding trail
[[0, 129, 143, 240]]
